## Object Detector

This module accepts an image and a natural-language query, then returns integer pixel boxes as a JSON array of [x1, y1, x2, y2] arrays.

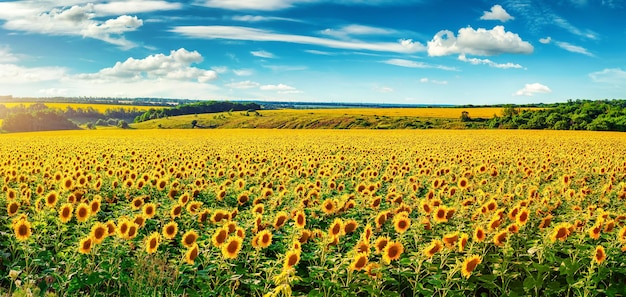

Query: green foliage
[[487, 99, 626, 131], [134, 101, 261, 123], [1, 111, 79, 132]]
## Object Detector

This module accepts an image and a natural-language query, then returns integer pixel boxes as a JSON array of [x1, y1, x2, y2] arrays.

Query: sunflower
[[252, 204, 264, 215], [162, 221, 178, 240], [363, 224, 373, 242], [78, 236, 93, 254], [125, 222, 138, 240], [375, 211, 388, 229], [433, 206, 448, 223], [221, 236, 243, 259], [461, 255, 482, 279], [393, 215, 411, 234], [58, 203, 73, 223], [321, 199, 335, 215], [383, 241, 404, 263], [419, 199, 432, 214], [105, 220, 116, 236], [493, 230, 508, 247], [365, 262, 381, 278], [237, 192, 250, 205], [588, 222, 602, 240], [131, 197, 144, 210], [198, 209, 210, 224], [474, 226, 486, 242], [550, 222, 571, 242], [618, 226, 626, 243], [424, 239, 443, 258], [133, 214, 146, 228], [13, 218, 32, 241], [349, 252, 369, 271], [507, 223, 520, 234], [458, 233, 469, 252], [45, 191, 58, 208], [273, 211, 288, 229], [328, 218, 344, 238], [355, 240, 370, 254], [75, 202, 91, 223], [178, 192, 191, 205], [90, 222, 108, 244], [62, 177, 74, 191], [516, 208, 530, 226], [142, 203, 157, 218], [254, 229, 272, 249], [458, 177, 470, 190], [283, 249, 301, 270], [593, 245, 606, 264], [184, 243, 199, 265], [344, 219, 358, 234], [7, 201, 20, 216], [442, 232, 459, 248], [212, 227, 229, 248], [604, 220, 615, 233], [186, 201, 202, 215], [374, 236, 389, 254], [235, 227, 246, 239], [538, 214, 553, 229], [294, 210, 306, 228], [90, 197, 101, 215], [118, 218, 131, 238]]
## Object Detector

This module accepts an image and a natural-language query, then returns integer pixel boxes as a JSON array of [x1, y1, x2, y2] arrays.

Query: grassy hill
[[130, 107, 511, 129]]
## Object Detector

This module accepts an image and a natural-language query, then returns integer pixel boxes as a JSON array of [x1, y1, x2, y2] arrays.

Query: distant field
[[268, 107, 543, 119], [0, 102, 157, 113]]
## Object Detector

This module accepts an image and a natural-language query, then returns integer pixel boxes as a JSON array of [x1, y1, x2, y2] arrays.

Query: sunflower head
[[221, 236, 243, 259]]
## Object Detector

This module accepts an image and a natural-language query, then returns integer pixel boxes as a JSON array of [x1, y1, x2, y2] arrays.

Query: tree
[[191, 120, 198, 128], [460, 111, 471, 122], [117, 120, 129, 129]]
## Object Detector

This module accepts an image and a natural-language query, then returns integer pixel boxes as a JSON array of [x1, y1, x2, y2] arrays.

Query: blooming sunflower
[[185, 243, 199, 265], [383, 241, 404, 263], [212, 227, 229, 248], [423, 239, 443, 258], [593, 245, 606, 264], [221, 236, 243, 259], [142, 203, 157, 218], [13, 218, 32, 241], [461, 255, 482, 279], [255, 229, 273, 249], [474, 226, 486, 242], [493, 230, 508, 247], [45, 191, 58, 208], [550, 222, 571, 242], [294, 210, 306, 229], [349, 252, 369, 271], [162, 221, 178, 240], [283, 249, 301, 270], [273, 211, 288, 229], [78, 236, 93, 254], [58, 203, 73, 223], [90, 222, 108, 244], [181, 230, 199, 248], [393, 215, 411, 234], [374, 236, 389, 254], [75, 202, 91, 223], [328, 218, 344, 238], [321, 199, 335, 215], [344, 219, 358, 234]]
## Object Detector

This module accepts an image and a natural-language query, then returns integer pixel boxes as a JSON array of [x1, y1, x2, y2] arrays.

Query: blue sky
[[0, 0, 624, 105]]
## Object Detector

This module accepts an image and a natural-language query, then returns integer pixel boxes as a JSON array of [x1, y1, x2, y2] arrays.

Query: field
[[0, 102, 157, 112], [133, 107, 539, 129], [2, 129, 626, 296]]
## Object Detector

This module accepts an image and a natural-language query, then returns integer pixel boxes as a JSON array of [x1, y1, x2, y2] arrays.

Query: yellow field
[[1, 102, 156, 112], [269, 107, 543, 118], [1, 129, 624, 296]]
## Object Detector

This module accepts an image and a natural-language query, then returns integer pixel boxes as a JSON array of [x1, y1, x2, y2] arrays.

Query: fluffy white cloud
[[589, 68, 626, 84], [419, 78, 448, 85], [514, 83, 551, 96], [458, 54, 523, 69], [0, 64, 67, 84], [427, 26, 533, 56], [251, 50, 275, 58], [226, 80, 260, 89], [0, 46, 18, 63], [480, 5, 514, 22], [539, 36, 551, 44], [260, 83, 296, 91], [78, 48, 217, 83], [171, 26, 424, 53], [0, 3, 143, 49]]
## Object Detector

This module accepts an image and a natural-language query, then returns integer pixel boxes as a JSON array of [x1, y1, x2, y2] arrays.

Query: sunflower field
[[2, 129, 626, 296]]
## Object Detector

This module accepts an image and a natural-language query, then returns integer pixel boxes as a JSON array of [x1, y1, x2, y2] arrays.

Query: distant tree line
[[134, 101, 261, 123], [2, 110, 78, 132], [487, 99, 626, 131]]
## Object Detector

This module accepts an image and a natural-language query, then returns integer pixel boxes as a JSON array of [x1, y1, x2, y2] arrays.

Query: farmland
[[0, 102, 156, 113], [2, 129, 626, 296]]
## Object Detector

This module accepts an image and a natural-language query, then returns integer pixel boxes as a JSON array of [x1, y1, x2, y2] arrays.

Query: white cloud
[[231, 15, 298, 22], [514, 83, 551, 96], [38, 88, 68, 96], [554, 41, 593, 56], [589, 68, 626, 84], [226, 80, 260, 89], [197, 0, 423, 11], [480, 5, 514, 22], [77, 48, 218, 83], [251, 50, 275, 58], [427, 25, 533, 56], [0, 46, 18, 63], [262, 65, 307, 72], [212, 66, 229, 73], [260, 83, 296, 91], [382, 59, 458, 71], [458, 54, 523, 69], [0, 3, 143, 49], [374, 86, 394, 93], [94, 1, 182, 15], [0, 63, 67, 84], [171, 26, 424, 53], [539, 36, 551, 44], [233, 69, 254, 76], [420, 78, 448, 85], [321, 24, 396, 39], [304, 49, 334, 55]]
